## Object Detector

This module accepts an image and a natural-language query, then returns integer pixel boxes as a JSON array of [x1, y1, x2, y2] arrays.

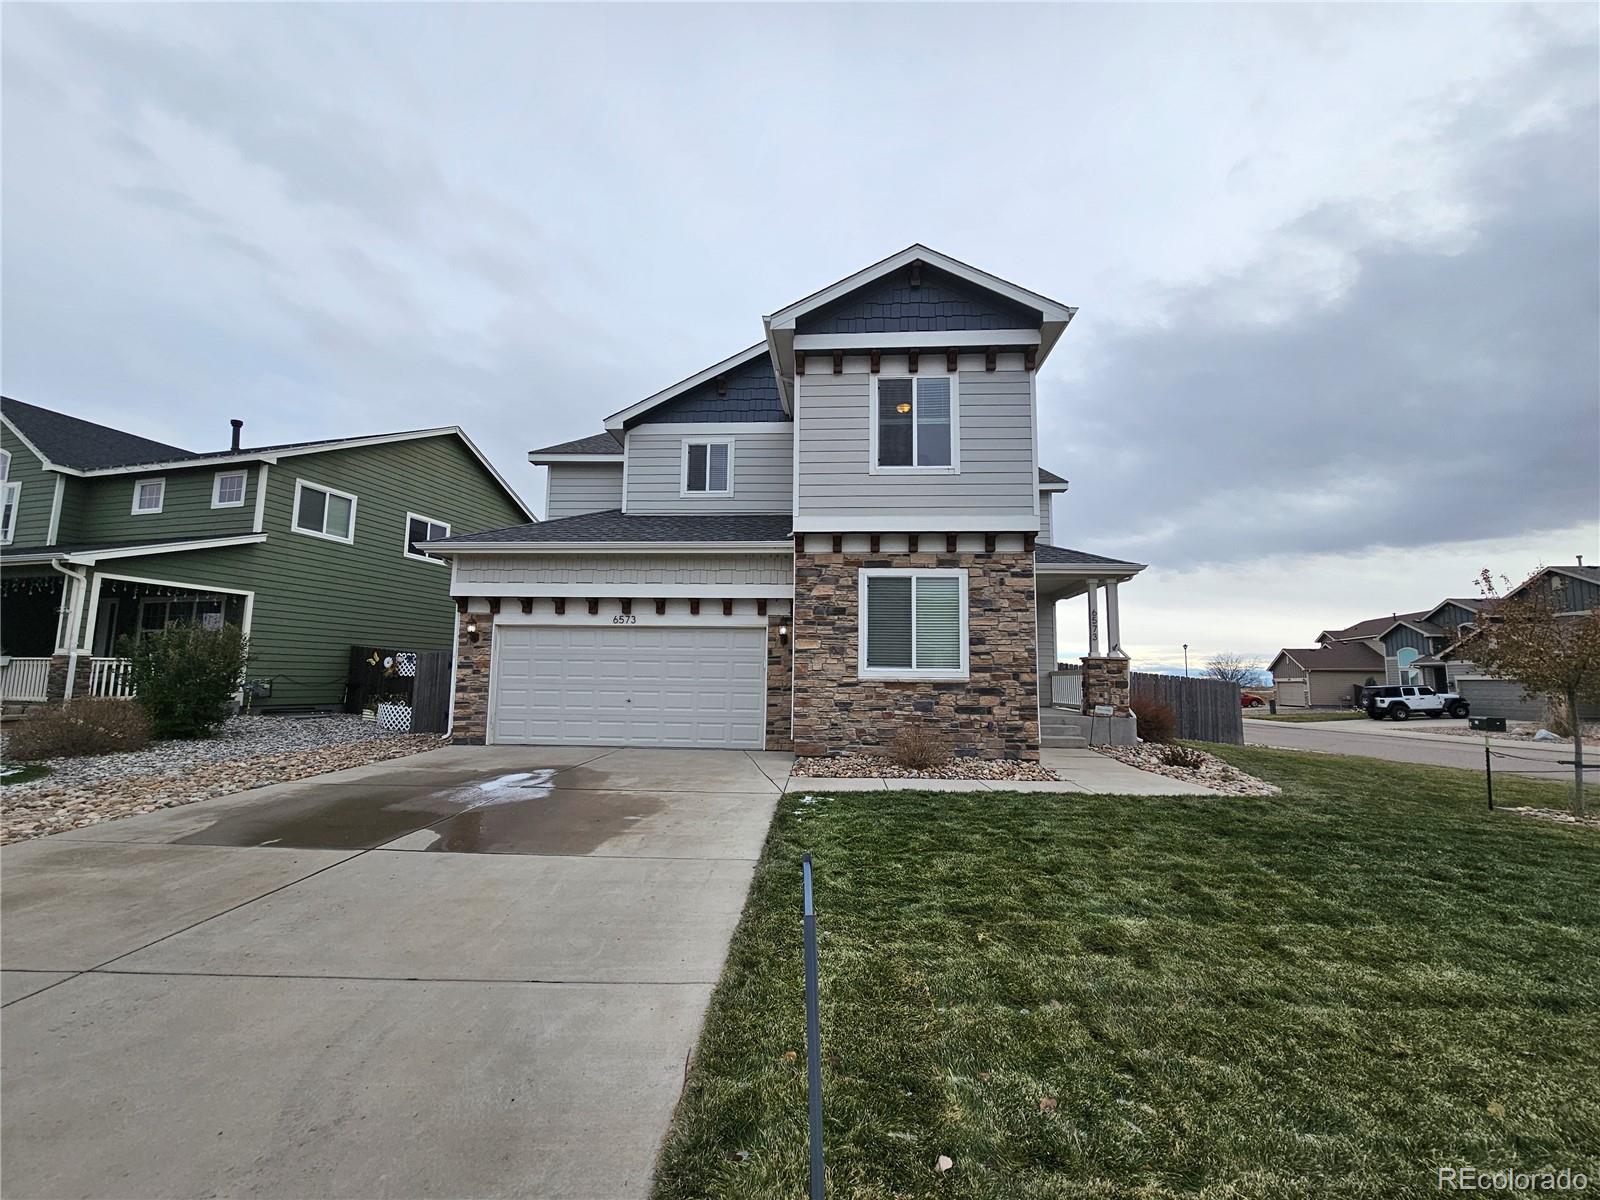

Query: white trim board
[[857, 565, 970, 682], [78, 570, 256, 655], [447, 583, 792, 600], [419, 540, 793, 555], [290, 477, 358, 545], [793, 329, 1041, 351]]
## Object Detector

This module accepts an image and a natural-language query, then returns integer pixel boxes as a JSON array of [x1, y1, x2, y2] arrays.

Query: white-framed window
[[858, 567, 969, 680], [680, 438, 733, 496], [212, 470, 248, 508], [404, 512, 451, 563], [291, 478, 357, 544], [870, 375, 958, 472], [0, 450, 16, 546], [131, 477, 166, 515]]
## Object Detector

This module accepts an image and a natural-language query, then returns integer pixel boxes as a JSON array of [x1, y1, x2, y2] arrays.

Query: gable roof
[[1509, 564, 1600, 598], [1272, 643, 1386, 673], [763, 245, 1077, 406], [1038, 467, 1068, 489], [2, 395, 193, 471], [1422, 597, 1486, 622], [1, 397, 534, 520], [1320, 609, 1433, 642], [603, 344, 771, 432]]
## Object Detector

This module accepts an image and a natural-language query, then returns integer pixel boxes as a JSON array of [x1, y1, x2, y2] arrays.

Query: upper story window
[[132, 477, 165, 515], [0, 450, 16, 546], [872, 376, 957, 472], [859, 568, 968, 680], [212, 470, 248, 508], [681, 438, 733, 497], [404, 512, 451, 564], [292, 479, 357, 544]]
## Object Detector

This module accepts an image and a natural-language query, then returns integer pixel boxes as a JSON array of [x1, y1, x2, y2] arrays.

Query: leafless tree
[[1205, 653, 1261, 687]]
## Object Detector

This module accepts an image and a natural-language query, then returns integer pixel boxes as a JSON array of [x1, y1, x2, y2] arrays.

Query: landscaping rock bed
[[1094, 743, 1281, 796], [1503, 806, 1600, 831], [0, 715, 439, 845], [790, 754, 1057, 781], [1424, 721, 1600, 747]]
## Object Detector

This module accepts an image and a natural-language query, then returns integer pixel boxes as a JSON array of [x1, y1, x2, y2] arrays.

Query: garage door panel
[[491, 624, 766, 749]]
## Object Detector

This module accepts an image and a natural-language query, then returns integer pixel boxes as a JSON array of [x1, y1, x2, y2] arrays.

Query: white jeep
[[1362, 684, 1469, 721]]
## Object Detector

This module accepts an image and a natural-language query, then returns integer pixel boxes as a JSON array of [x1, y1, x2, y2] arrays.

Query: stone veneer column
[[1079, 655, 1131, 716], [765, 613, 793, 752], [791, 545, 1039, 761], [451, 611, 494, 744], [71, 656, 92, 700], [46, 654, 72, 703]]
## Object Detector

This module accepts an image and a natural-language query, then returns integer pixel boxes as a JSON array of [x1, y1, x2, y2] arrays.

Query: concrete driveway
[[1, 745, 789, 1200]]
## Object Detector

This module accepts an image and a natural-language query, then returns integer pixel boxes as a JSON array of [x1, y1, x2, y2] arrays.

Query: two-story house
[[424, 246, 1146, 758], [0, 397, 531, 710], [1270, 600, 1488, 708]]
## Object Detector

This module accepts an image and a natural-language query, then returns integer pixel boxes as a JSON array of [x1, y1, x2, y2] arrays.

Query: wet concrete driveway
[[1, 745, 789, 1199]]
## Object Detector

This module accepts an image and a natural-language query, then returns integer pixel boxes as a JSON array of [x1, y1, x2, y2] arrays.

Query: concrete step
[[1042, 734, 1090, 749]]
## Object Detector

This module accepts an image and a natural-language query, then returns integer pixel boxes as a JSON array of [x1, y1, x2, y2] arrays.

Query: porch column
[[1085, 579, 1101, 657], [1106, 579, 1125, 658]]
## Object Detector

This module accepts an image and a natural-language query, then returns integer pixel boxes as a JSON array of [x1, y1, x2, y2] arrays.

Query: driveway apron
[[1, 745, 785, 1200]]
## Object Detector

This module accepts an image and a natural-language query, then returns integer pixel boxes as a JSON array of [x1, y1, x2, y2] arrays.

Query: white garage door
[[491, 624, 768, 749]]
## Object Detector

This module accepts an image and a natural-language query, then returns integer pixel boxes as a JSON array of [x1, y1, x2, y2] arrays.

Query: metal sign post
[[802, 853, 824, 1200]]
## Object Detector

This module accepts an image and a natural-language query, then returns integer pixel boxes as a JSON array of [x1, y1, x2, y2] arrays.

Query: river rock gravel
[[790, 754, 1058, 781], [1, 715, 439, 845], [1093, 743, 1281, 796]]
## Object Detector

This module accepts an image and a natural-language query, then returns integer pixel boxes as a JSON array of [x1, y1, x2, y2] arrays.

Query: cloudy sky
[[4, 3, 1596, 670]]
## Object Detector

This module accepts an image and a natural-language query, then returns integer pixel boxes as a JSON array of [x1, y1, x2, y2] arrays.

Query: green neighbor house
[[0, 396, 532, 711]]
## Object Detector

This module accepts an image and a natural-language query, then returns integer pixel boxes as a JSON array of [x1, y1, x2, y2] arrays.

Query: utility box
[[1469, 716, 1507, 733]]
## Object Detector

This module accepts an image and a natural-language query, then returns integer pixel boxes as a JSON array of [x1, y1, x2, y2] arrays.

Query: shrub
[[124, 624, 248, 739], [1157, 742, 1208, 771], [1131, 698, 1177, 744], [887, 722, 952, 771], [5, 699, 151, 761]]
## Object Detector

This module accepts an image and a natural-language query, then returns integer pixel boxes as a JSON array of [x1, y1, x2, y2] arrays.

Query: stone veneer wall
[[451, 612, 494, 744], [791, 548, 1039, 760], [46, 654, 71, 702], [766, 613, 793, 751], [1080, 655, 1131, 716]]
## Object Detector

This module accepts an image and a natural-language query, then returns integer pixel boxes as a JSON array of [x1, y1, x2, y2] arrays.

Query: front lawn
[[654, 747, 1600, 1199], [1250, 710, 1371, 721]]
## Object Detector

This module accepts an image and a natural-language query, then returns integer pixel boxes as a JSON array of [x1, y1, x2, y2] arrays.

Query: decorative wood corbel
[[869, 349, 881, 374], [985, 347, 997, 372], [487, 598, 501, 615], [832, 350, 843, 375], [946, 348, 958, 373], [795, 351, 806, 376], [907, 349, 919, 375], [690, 599, 701, 615], [554, 597, 566, 615], [587, 598, 599, 615], [722, 599, 734, 616], [757, 599, 768, 616], [620, 598, 632, 615], [655, 598, 667, 615], [519, 598, 533, 615]]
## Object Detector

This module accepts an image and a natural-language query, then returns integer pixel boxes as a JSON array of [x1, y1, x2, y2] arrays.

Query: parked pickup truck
[[1362, 684, 1470, 720]]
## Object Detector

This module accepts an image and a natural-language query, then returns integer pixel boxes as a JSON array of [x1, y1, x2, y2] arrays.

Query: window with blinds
[[862, 570, 967, 676], [874, 376, 955, 469], [683, 439, 733, 495]]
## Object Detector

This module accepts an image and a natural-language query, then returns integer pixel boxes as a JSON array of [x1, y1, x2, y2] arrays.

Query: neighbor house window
[[212, 470, 247, 508], [0, 450, 16, 545], [131, 477, 165, 514], [873, 376, 956, 470], [404, 512, 451, 563], [859, 568, 968, 679], [292, 479, 357, 543], [681, 439, 733, 496]]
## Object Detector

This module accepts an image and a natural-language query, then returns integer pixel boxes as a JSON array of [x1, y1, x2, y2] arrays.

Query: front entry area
[[490, 624, 767, 749]]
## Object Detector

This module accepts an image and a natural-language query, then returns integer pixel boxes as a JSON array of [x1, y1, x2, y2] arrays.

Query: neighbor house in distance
[[0, 397, 532, 710]]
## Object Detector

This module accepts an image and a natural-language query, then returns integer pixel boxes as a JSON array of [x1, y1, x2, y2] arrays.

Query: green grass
[[654, 747, 1599, 1199], [1249, 710, 1372, 722], [0, 763, 51, 786]]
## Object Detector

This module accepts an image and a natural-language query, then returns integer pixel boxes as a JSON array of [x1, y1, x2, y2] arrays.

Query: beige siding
[[624, 426, 793, 514], [546, 463, 623, 519], [1308, 670, 1379, 707]]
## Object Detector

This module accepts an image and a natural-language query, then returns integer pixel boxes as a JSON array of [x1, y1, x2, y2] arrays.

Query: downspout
[[49, 559, 88, 699]]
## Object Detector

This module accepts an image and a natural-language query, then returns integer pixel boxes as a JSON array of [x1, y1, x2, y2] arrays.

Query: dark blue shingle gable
[[641, 355, 787, 425], [796, 264, 1041, 336]]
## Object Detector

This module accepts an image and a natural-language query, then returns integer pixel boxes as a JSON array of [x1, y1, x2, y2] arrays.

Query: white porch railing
[[88, 657, 136, 699], [1049, 670, 1084, 710], [0, 657, 52, 703]]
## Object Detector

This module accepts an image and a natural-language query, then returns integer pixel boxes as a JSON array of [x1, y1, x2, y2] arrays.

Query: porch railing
[[0, 657, 52, 703], [1049, 670, 1084, 710], [88, 657, 136, 699]]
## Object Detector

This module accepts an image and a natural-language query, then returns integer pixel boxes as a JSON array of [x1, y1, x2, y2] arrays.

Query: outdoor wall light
[[778, 623, 790, 645], [466, 616, 479, 643]]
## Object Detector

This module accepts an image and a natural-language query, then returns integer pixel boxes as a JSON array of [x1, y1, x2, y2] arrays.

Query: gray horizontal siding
[[625, 427, 793, 514], [455, 553, 793, 588], [796, 371, 1036, 522], [546, 463, 623, 519], [1039, 492, 1053, 544]]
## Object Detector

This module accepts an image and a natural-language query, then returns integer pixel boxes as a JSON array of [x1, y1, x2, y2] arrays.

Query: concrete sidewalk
[[2, 745, 782, 1200]]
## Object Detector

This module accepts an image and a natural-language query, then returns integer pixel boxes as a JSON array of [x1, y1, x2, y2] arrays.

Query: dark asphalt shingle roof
[[1035, 543, 1143, 568], [528, 432, 624, 457], [1274, 643, 1386, 672], [1323, 610, 1433, 641], [1038, 467, 1067, 485], [433, 510, 794, 546], [2, 396, 193, 471]]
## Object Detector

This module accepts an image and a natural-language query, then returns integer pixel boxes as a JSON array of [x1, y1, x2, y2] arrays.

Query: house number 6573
[[611, 613, 637, 625]]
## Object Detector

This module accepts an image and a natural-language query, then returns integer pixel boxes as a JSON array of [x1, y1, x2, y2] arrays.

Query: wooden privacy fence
[[410, 650, 452, 734], [1130, 672, 1244, 744]]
